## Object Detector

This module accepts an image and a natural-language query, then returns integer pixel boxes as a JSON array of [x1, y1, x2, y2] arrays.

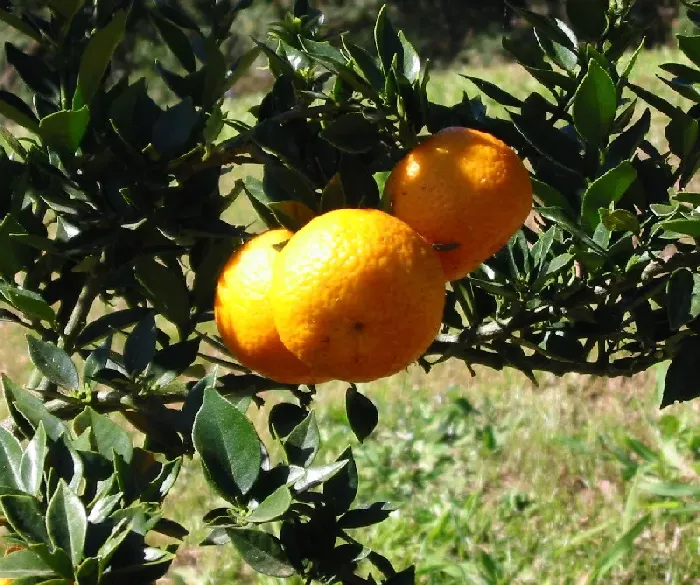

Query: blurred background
[[0, 0, 694, 96]]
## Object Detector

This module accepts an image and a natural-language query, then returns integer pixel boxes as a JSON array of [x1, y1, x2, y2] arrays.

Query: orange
[[215, 229, 331, 385], [386, 126, 533, 281], [270, 208, 445, 383]]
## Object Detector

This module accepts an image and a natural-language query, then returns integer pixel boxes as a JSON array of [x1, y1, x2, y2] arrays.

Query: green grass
[[3, 47, 700, 584]]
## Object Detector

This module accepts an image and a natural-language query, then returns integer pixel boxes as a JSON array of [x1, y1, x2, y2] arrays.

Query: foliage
[[0, 0, 700, 583]]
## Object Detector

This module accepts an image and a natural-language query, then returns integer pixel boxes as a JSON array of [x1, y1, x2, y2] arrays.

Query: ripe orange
[[386, 126, 533, 281], [270, 208, 445, 383], [215, 229, 331, 385]]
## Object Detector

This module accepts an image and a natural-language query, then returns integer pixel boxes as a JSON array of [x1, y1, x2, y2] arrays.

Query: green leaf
[[73, 9, 129, 110], [2, 375, 66, 441], [246, 486, 292, 523], [268, 201, 317, 232], [323, 447, 358, 514], [0, 548, 55, 579], [75, 307, 152, 348], [284, 412, 320, 467], [0, 427, 23, 492], [374, 4, 402, 74], [531, 178, 576, 217], [566, 0, 608, 40], [588, 516, 650, 583], [152, 98, 198, 156], [227, 529, 295, 578], [0, 284, 55, 325], [47, 481, 87, 566], [666, 111, 699, 158], [538, 207, 606, 255], [666, 269, 700, 331], [462, 75, 521, 108], [345, 386, 378, 443], [39, 106, 90, 152], [678, 35, 700, 69], [344, 40, 384, 91], [321, 173, 347, 213], [599, 209, 639, 233], [20, 423, 47, 496], [26, 337, 79, 391], [580, 162, 637, 231], [573, 59, 616, 146], [73, 407, 133, 463], [320, 113, 379, 153], [148, 338, 201, 387], [0, 90, 39, 133], [397, 30, 420, 83], [661, 337, 700, 408], [1, 494, 50, 544], [659, 218, 700, 237], [150, 10, 196, 73], [134, 258, 190, 335], [193, 386, 261, 499], [123, 314, 157, 377]]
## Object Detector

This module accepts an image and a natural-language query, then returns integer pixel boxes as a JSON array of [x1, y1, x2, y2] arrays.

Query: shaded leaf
[[227, 529, 295, 577], [284, 412, 320, 467], [346, 386, 378, 443]]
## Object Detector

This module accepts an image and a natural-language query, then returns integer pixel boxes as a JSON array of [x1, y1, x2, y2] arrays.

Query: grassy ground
[[3, 47, 700, 584]]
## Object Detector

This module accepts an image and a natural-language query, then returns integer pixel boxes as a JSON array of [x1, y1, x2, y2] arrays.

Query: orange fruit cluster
[[215, 127, 532, 385]]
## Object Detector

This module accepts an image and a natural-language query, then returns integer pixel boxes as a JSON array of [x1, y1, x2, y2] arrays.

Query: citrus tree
[[1, 0, 700, 583]]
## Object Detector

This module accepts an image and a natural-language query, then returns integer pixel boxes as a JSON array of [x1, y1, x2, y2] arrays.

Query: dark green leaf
[[338, 502, 396, 529], [678, 35, 700, 68], [123, 314, 157, 377], [148, 338, 200, 387], [344, 40, 384, 90], [345, 386, 378, 443], [134, 258, 190, 335], [20, 423, 47, 496], [666, 269, 700, 330], [0, 548, 55, 578], [283, 412, 319, 467], [1, 494, 50, 544], [150, 11, 196, 72], [320, 113, 379, 154], [628, 82, 680, 119], [323, 447, 358, 514], [566, 0, 608, 39], [531, 178, 576, 217], [0, 90, 39, 133], [227, 529, 295, 578], [26, 337, 79, 391], [538, 207, 606, 255], [193, 386, 261, 499], [573, 59, 616, 145], [0, 427, 23, 491], [269, 403, 307, 439], [73, 10, 129, 109], [374, 4, 402, 73], [462, 75, 521, 108], [662, 337, 700, 408], [580, 161, 637, 231], [666, 111, 699, 158], [75, 308, 152, 348], [398, 31, 420, 83], [246, 486, 292, 523], [73, 407, 133, 463], [4, 42, 58, 98], [47, 481, 87, 566], [321, 173, 347, 212], [152, 98, 198, 157], [385, 566, 416, 584]]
